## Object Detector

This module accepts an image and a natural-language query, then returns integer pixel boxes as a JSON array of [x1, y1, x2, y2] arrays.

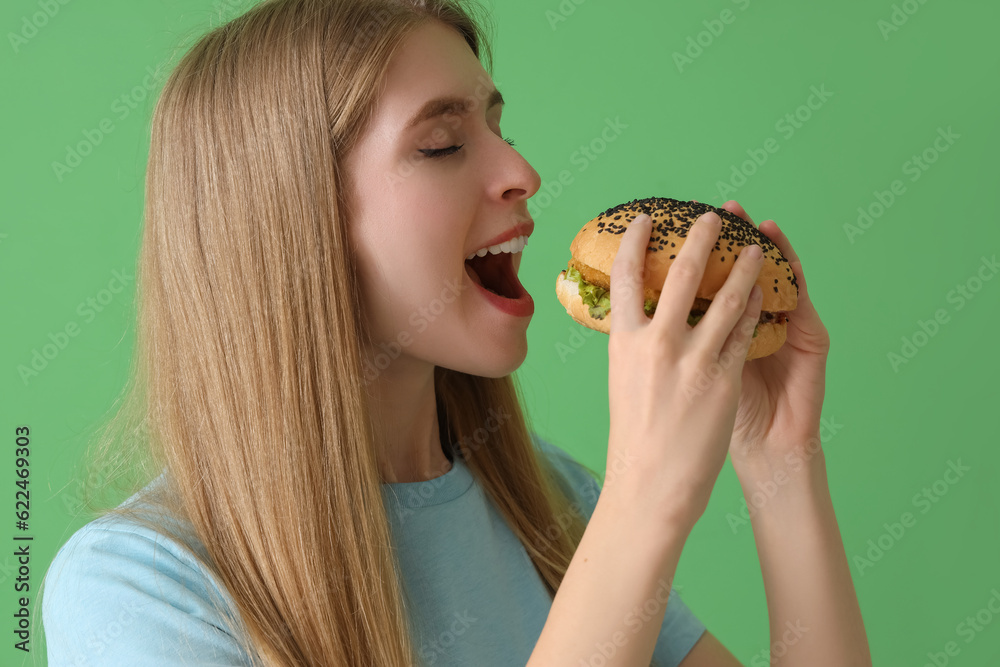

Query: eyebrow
[[404, 88, 504, 130]]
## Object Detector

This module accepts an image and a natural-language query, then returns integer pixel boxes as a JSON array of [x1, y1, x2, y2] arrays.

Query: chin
[[483, 348, 528, 378], [449, 331, 529, 379]]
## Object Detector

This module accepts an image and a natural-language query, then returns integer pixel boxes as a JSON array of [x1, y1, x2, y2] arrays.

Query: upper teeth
[[465, 234, 528, 261]]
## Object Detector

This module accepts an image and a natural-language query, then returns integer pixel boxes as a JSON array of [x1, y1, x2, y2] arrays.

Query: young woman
[[41, 0, 871, 665]]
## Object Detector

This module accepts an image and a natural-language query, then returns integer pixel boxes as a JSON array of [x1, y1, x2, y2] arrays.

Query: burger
[[555, 197, 798, 360]]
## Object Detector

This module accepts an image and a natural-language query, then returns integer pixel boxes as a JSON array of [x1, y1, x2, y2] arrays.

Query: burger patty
[[760, 310, 789, 325], [686, 297, 788, 326], [567, 260, 789, 326]]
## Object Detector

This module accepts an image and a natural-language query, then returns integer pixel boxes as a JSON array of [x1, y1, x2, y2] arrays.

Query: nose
[[492, 140, 541, 212]]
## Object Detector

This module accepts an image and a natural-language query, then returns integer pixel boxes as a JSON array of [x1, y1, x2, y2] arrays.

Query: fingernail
[[750, 284, 762, 300], [633, 213, 650, 224]]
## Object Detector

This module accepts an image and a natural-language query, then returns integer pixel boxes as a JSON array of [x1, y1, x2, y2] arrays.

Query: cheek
[[353, 223, 462, 320], [346, 164, 471, 315]]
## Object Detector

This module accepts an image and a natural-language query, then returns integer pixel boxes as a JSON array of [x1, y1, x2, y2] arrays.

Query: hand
[[603, 210, 765, 530], [718, 201, 831, 474]]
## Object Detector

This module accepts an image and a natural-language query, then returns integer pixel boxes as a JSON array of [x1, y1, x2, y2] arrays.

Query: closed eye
[[419, 136, 517, 159]]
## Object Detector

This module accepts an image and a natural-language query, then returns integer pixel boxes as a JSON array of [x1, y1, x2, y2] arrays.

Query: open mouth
[[465, 250, 525, 299]]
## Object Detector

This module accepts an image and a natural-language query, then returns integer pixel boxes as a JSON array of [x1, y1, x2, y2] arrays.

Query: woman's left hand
[[718, 200, 832, 475]]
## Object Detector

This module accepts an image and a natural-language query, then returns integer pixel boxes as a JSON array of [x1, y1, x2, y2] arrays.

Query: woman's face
[[345, 20, 541, 380]]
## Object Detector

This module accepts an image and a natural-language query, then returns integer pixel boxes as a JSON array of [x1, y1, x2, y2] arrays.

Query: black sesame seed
[[589, 197, 785, 256]]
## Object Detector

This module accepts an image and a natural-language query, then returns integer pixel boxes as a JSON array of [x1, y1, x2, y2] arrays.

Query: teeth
[[465, 234, 528, 261]]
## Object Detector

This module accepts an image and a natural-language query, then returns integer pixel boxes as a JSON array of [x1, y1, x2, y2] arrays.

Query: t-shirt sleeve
[[533, 433, 708, 667], [42, 515, 250, 666]]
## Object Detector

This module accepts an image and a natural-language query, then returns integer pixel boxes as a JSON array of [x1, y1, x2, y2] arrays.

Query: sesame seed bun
[[554, 197, 799, 360]]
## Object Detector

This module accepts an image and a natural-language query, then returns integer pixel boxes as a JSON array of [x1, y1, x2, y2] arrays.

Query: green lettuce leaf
[[564, 267, 758, 337]]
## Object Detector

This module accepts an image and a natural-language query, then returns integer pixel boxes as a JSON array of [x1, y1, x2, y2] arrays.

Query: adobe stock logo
[[724, 416, 844, 534], [8, 0, 75, 54], [51, 66, 160, 182], [17, 268, 135, 385], [877, 0, 933, 41], [671, 0, 754, 73], [715, 84, 834, 201], [389, 406, 514, 523], [920, 588, 1000, 667], [360, 277, 469, 385], [552, 323, 601, 363], [886, 254, 997, 373], [577, 577, 679, 666], [852, 459, 970, 577], [544, 0, 589, 30], [527, 117, 629, 222], [748, 619, 809, 667], [417, 610, 478, 664], [843, 126, 959, 245]]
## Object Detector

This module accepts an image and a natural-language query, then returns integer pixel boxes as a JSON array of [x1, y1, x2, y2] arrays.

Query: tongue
[[465, 252, 520, 298]]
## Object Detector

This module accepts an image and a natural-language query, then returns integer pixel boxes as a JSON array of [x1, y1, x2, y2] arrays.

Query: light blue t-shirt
[[42, 435, 706, 666]]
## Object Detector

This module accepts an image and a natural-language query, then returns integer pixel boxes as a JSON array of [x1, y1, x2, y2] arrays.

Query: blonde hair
[[66, 0, 595, 664]]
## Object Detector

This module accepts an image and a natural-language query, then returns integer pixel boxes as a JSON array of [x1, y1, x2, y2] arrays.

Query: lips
[[462, 216, 533, 317]]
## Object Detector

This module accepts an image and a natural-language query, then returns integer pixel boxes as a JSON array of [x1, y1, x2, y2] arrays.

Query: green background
[[2, 0, 997, 664]]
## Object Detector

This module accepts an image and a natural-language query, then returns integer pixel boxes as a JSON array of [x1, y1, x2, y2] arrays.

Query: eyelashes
[[419, 136, 517, 159]]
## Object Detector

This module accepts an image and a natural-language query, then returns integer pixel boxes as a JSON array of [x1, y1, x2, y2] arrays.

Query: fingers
[[718, 203, 826, 351], [758, 219, 811, 304], [720, 200, 755, 226], [725, 203, 813, 311], [758, 219, 801, 272], [694, 243, 764, 356], [652, 211, 722, 331], [721, 284, 763, 360], [752, 219, 830, 353], [609, 213, 652, 333]]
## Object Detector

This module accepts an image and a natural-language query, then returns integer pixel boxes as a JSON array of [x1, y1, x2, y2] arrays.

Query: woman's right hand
[[601, 210, 765, 533]]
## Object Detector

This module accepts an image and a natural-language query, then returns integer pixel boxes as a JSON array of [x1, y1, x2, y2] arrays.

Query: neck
[[366, 354, 453, 484]]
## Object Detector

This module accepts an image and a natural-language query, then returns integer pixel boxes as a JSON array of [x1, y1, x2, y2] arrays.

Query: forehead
[[374, 20, 495, 129]]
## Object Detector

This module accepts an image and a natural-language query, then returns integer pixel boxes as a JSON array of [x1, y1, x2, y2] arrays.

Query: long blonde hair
[[67, 0, 594, 664]]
